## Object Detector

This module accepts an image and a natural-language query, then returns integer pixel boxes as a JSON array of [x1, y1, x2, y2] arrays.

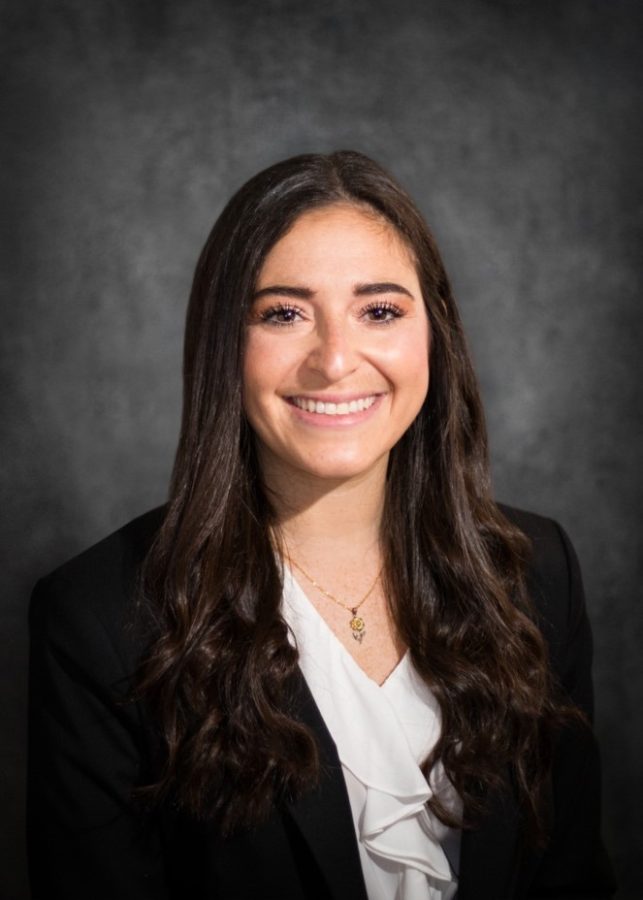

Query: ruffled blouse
[[281, 566, 462, 900]]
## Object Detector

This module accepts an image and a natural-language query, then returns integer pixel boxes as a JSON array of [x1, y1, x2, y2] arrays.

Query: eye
[[361, 301, 405, 324], [256, 304, 304, 327]]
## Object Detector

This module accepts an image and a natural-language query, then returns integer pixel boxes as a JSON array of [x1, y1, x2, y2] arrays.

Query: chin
[[296, 453, 386, 483]]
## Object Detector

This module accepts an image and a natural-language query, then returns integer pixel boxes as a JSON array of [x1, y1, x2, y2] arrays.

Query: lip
[[284, 392, 386, 426]]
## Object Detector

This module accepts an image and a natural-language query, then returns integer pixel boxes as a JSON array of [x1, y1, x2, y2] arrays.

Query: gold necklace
[[288, 557, 383, 643]]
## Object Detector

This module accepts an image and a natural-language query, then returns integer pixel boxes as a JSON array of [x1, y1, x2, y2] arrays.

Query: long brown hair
[[137, 151, 571, 840]]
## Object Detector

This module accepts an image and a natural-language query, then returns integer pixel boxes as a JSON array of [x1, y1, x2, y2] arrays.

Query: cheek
[[242, 334, 271, 403], [388, 326, 431, 388], [392, 326, 431, 418], [405, 336, 430, 374], [242, 334, 293, 432]]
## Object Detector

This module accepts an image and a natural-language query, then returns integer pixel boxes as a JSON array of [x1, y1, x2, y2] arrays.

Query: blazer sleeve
[[525, 521, 616, 899], [27, 572, 171, 900]]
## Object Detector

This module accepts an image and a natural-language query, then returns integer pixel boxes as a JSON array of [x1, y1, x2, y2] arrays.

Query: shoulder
[[498, 502, 583, 625], [498, 503, 593, 716], [37, 505, 166, 594], [499, 504, 577, 608], [29, 506, 166, 676]]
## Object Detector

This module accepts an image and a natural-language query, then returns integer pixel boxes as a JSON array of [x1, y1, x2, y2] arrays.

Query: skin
[[243, 203, 431, 682]]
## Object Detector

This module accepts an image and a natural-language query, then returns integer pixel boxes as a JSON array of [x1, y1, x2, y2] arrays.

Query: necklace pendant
[[349, 610, 366, 643]]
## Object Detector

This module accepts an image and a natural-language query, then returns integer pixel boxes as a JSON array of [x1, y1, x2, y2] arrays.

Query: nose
[[305, 319, 359, 382]]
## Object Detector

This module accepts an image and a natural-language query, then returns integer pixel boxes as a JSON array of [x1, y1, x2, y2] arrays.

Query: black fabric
[[27, 505, 616, 899]]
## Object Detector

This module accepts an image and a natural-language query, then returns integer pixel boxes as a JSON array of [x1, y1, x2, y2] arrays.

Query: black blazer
[[27, 505, 616, 899]]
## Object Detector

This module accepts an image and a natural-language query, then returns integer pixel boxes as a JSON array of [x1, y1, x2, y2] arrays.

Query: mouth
[[287, 394, 381, 416]]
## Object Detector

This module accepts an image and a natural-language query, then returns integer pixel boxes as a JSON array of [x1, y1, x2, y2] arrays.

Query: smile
[[288, 395, 379, 416]]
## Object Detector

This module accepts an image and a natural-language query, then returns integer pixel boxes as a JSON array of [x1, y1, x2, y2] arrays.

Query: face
[[243, 203, 430, 485]]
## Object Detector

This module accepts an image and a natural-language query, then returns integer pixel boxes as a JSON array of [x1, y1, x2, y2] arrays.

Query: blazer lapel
[[285, 671, 369, 900]]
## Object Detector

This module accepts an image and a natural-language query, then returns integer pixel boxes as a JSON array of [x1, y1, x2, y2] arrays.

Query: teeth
[[291, 396, 378, 415]]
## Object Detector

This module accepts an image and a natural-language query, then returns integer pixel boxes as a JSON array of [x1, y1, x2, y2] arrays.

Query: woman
[[28, 151, 615, 899]]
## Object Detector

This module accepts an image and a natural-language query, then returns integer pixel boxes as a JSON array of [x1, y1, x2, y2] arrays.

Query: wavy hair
[[137, 151, 573, 841]]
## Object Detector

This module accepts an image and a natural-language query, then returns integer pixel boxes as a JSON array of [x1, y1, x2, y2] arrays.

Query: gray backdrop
[[2, 1, 641, 897]]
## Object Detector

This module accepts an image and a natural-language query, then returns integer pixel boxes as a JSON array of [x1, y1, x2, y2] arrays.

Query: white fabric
[[281, 566, 461, 900]]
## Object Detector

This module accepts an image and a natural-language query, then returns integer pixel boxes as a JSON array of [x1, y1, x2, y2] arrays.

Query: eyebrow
[[253, 281, 415, 301], [354, 282, 414, 299], [253, 285, 314, 300]]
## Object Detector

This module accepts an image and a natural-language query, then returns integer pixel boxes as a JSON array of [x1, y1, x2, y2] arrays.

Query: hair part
[[136, 150, 579, 842]]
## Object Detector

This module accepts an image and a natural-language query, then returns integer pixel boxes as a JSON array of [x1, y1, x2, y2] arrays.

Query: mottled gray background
[[2, 0, 641, 897]]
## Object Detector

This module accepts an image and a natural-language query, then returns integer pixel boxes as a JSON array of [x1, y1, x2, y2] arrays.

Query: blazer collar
[[285, 672, 369, 900]]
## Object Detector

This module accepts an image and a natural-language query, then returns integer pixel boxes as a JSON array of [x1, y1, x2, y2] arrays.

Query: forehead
[[257, 203, 417, 281]]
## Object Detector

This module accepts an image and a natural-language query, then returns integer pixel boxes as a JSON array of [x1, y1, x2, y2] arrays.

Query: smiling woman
[[244, 204, 430, 485], [27, 152, 615, 900]]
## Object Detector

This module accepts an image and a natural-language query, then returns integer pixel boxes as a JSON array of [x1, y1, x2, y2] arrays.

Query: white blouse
[[281, 566, 462, 900]]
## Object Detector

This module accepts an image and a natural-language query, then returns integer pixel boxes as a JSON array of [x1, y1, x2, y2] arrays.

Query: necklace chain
[[288, 557, 382, 644]]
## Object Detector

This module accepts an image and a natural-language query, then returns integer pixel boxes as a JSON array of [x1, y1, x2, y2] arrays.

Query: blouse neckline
[[282, 564, 460, 900]]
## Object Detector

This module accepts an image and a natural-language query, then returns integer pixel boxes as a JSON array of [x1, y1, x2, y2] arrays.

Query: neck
[[261, 458, 387, 561]]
